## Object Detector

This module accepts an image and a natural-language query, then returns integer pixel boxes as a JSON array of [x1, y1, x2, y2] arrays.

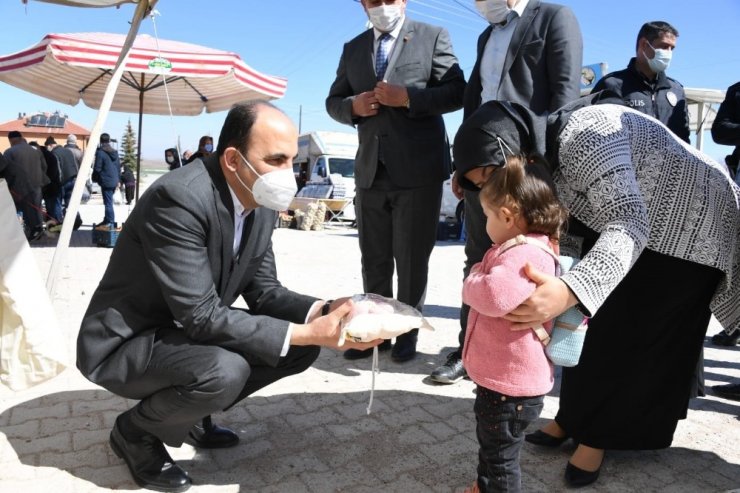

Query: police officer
[[592, 21, 690, 143]]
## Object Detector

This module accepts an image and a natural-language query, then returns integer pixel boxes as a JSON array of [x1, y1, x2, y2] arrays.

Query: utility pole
[[298, 104, 303, 134]]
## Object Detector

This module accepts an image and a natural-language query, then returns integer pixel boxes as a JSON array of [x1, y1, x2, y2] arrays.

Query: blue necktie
[[375, 33, 392, 81]]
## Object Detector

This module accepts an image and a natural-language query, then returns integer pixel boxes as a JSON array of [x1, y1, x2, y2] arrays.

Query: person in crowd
[[3, 131, 48, 240], [93, 132, 121, 226], [326, 0, 465, 362], [46, 136, 79, 219], [165, 147, 182, 171], [431, 0, 582, 384], [76, 101, 380, 492], [709, 80, 740, 401], [454, 97, 740, 488], [29, 140, 62, 224], [458, 150, 567, 493], [182, 149, 193, 163], [63, 134, 84, 209], [183, 136, 213, 165], [120, 164, 136, 205], [592, 21, 690, 143]]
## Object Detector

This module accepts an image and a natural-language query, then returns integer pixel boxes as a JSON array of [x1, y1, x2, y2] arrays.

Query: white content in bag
[[338, 293, 434, 345], [338, 294, 434, 414]]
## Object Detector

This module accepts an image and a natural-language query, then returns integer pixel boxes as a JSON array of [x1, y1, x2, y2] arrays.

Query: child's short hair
[[479, 153, 568, 239]]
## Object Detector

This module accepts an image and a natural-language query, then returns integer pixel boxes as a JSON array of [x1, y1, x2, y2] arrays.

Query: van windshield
[[328, 158, 355, 178]]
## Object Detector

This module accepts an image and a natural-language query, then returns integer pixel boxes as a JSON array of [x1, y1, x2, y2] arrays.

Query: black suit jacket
[[77, 156, 317, 393], [326, 18, 465, 189], [463, 0, 582, 120]]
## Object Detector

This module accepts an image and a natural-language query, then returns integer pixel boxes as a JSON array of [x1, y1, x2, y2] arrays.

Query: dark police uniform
[[593, 57, 690, 143]]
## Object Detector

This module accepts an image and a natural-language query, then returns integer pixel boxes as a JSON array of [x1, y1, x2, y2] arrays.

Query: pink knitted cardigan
[[462, 233, 557, 396]]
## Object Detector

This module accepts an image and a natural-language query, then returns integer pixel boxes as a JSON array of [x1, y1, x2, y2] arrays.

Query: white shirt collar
[[511, 0, 529, 18], [227, 182, 249, 218]]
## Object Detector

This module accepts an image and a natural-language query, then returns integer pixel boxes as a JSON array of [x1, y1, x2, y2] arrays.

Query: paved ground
[[1, 192, 739, 493]]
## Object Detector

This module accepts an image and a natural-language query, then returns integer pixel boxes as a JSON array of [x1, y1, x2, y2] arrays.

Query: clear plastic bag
[[338, 293, 434, 346], [339, 293, 434, 414]]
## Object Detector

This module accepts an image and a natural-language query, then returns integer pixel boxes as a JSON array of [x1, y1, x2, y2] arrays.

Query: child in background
[[462, 154, 568, 493]]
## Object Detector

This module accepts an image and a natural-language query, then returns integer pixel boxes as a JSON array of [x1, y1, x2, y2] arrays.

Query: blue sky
[[2, 0, 739, 162]]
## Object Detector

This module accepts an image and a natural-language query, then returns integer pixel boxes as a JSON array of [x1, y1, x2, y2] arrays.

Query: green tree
[[121, 119, 137, 170]]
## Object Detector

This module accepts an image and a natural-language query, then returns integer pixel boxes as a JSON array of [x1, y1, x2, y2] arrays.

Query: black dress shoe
[[711, 329, 740, 346], [430, 352, 467, 384], [110, 418, 191, 492], [344, 339, 391, 360], [391, 329, 418, 363], [712, 382, 740, 401], [525, 429, 569, 447], [185, 415, 239, 448], [564, 461, 601, 488]]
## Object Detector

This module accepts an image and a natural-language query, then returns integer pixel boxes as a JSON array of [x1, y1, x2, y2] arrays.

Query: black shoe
[[712, 382, 740, 401], [110, 417, 191, 492], [391, 329, 418, 363], [564, 461, 601, 488], [430, 352, 467, 384], [525, 429, 570, 448], [184, 415, 239, 448], [711, 329, 740, 346], [344, 339, 391, 360]]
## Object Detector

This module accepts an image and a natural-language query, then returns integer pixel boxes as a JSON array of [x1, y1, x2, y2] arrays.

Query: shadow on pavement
[[3, 388, 739, 492]]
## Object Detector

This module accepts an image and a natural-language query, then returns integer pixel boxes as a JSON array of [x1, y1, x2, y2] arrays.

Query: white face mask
[[166, 156, 175, 164], [644, 41, 672, 73], [235, 150, 297, 211], [367, 4, 403, 32], [475, 0, 511, 25]]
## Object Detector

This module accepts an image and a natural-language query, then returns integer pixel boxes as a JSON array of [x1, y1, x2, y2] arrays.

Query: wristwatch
[[321, 300, 334, 316]]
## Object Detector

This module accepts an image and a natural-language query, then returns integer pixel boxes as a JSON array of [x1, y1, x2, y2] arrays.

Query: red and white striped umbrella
[[0, 32, 288, 115]]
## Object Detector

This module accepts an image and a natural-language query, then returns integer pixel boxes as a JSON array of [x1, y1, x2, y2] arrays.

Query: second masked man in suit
[[430, 0, 583, 383], [326, 0, 466, 362]]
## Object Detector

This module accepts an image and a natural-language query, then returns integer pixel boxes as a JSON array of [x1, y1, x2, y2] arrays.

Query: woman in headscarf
[[452, 96, 740, 489], [164, 147, 181, 171]]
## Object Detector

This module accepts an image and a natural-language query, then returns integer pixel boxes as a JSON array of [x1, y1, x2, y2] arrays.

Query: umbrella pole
[[135, 74, 144, 201], [46, 0, 153, 298]]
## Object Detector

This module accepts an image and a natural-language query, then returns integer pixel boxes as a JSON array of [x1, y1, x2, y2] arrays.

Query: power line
[[414, 0, 483, 21], [407, 7, 485, 32]]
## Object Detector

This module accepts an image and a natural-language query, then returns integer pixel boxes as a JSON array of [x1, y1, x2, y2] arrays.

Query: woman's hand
[[504, 263, 579, 330]]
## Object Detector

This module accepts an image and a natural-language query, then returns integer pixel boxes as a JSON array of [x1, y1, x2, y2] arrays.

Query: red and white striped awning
[[0, 32, 288, 115]]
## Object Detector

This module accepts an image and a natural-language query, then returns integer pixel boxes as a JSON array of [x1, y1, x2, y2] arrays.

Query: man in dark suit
[[76, 102, 379, 492], [430, 0, 582, 384], [326, 0, 465, 362]]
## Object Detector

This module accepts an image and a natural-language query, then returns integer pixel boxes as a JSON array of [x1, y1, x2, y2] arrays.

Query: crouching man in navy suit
[[77, 101, 380, 492]]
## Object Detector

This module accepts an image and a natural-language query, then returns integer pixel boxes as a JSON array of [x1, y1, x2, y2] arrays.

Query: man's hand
[[352, 91, 380, 117], [291, 299, 382, 351], [450, 170, 464, 200], [503, 263, 579, 330], [374, 81, 409, 108]]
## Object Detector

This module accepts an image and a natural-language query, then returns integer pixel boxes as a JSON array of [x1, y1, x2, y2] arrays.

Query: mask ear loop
[[496, 136, 514, 164]]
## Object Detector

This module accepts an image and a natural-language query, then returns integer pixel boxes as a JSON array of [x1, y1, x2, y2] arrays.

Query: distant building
[[0, 111, 91, 153]]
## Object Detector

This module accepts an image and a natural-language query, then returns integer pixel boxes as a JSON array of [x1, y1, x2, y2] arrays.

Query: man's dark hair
[[216, 100, 280, 157], [8, 130, 22, 139], [100, 132, 111, 144], [45, 136, 56, 146], [636, 21, 679, 51]]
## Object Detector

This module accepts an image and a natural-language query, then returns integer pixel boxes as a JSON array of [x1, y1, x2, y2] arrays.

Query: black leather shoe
[[525, 429, 569, 448], [564, 461, 601, 488], [711, 329, 740, 346], [344, 339, 391, 360], [712, 382, 740, 401], [185, 416, 239, 448], [391, 329, 418, 362], [430, 352, 467, 383], [110, 418, 191, 492]]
